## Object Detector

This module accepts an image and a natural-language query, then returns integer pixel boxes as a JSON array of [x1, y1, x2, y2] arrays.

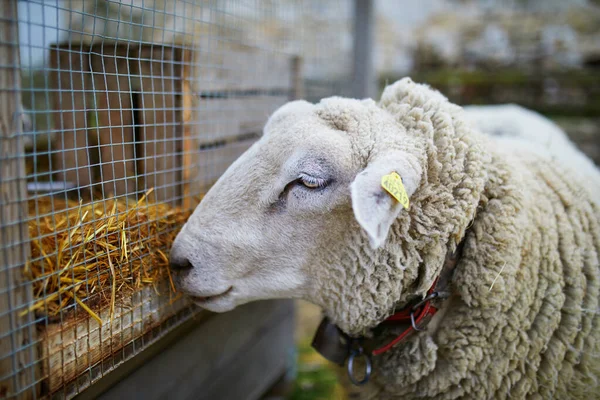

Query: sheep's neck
[[370, 236, 465, 355], [311, 234, 466, 384]]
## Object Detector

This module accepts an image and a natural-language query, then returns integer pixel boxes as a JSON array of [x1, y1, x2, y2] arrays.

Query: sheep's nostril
[[170, 258, 193, 272]]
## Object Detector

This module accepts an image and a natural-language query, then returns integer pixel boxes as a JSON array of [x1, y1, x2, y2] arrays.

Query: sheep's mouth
[[191, 286, 233, 303]]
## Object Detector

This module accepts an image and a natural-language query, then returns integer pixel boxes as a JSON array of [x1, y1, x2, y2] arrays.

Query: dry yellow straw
[[21, 189, 192, 325]]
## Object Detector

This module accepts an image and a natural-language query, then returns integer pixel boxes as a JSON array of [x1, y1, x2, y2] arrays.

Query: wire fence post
[[352, 0, 375, 99], [0, 0, 39, 398], [291, 56, 305, 100]]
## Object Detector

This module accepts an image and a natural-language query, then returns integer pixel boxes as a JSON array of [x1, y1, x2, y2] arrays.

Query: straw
[[21, 189, 192, 325]]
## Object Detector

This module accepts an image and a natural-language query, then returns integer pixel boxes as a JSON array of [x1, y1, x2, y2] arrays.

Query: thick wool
[[329, 79, 600, 399]]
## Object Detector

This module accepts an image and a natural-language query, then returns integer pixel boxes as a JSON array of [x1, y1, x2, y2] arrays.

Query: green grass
[[288, 340, 346, 400]]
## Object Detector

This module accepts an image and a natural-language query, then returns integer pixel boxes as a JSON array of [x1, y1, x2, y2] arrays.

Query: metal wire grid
[[1, 0, 353, 398]]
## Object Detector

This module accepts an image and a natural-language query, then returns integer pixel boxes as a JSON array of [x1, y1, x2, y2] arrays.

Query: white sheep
[[170, 78, 600, 399]]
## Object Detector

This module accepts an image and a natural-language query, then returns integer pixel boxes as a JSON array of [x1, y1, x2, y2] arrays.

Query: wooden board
[[90, 45, 137, 198], [193, 96, 289, 146], [131, 46, 183, 206], [41, 282, 190, 395], [198, 312, 294, 400], [94, 300, 295, 400], [49, 44, 94, 198], [0, 1, 39, 398], [181, 50, 194, 210], [191, 49, 294, 93]]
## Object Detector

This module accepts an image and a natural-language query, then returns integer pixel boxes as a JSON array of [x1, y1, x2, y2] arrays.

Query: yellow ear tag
[[381, 172, 410, 210]]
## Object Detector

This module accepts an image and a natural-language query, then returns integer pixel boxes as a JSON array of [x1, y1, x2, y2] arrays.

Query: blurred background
[[373, 0, 600, 166]]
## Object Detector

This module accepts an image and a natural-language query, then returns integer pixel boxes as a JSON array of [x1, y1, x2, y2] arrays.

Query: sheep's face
[[170, 98, 423, 328]]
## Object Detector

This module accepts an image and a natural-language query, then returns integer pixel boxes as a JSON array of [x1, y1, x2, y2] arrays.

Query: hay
[[21, 189, 192, 325]]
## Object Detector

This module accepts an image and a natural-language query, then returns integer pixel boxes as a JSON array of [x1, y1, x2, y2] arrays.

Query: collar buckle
[[409, 290, 448, 331]]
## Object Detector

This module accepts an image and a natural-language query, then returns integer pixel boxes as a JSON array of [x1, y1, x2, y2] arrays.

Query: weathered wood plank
[[50, 44, 94, 198], [191, 49, 293, 93], [132, 46, 183, 206], [178, 48, 299, 210], [90, 45, 137, 198], [41, 282, 189, 394], [182, 50, 194, 210], [0, 1, 39, 398], [94, 300, 295, 400], [199, 307, 295, 400], [193, 96, 288, 146]]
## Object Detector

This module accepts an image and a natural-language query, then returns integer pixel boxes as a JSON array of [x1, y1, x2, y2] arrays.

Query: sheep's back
[[464, 104, 600, 201]]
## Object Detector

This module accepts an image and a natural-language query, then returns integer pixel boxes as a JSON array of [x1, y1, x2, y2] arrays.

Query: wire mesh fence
[[1, 0, 353, 398]]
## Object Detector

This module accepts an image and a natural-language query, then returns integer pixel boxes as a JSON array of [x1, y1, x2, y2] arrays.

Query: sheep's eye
[[298, 174, 327, 189]]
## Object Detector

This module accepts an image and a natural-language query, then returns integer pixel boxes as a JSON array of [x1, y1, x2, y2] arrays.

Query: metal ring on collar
[[347, 348, 372, 386], [411, 291, 439, 311], [410, 309, 425, 332]]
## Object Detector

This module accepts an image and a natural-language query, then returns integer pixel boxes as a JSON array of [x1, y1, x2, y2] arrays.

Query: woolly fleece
[[339, 78, 600, 399]]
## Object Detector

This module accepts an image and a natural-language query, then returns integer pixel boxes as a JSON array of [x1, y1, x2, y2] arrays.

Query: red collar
[[311, 276, 452, 386], [371, 236, 465, 356], [371, 277, 445, 355]]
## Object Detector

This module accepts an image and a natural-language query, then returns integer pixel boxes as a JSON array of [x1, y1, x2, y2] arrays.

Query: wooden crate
[[51, 43, 186, 202], [37, 42, 303, 397], [50, 44, 303, 209]]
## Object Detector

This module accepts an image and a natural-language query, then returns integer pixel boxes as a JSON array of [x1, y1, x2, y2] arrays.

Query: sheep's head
[[170, 92, 457, 335]]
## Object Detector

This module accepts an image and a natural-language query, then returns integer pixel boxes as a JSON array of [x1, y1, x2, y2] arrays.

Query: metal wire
[[2, 0, 352, 398]]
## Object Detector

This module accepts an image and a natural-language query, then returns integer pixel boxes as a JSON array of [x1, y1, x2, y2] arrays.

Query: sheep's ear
[[350, 152, 421, 249]]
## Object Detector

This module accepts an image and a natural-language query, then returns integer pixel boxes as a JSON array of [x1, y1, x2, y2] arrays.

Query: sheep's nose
[[170, 257, 193, 272]]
